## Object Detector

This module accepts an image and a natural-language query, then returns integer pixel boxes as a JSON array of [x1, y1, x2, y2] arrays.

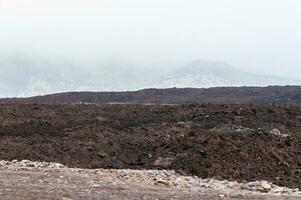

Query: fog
[[0, 0, 301, 97]]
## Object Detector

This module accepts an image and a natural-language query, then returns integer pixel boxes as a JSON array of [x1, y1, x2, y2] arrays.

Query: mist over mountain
[[1, 0, 301, 99], [0, 55, 300, 98], [0, 55, 92, 97], [159, 60, 300, 88], [0, 55, 162, 97]]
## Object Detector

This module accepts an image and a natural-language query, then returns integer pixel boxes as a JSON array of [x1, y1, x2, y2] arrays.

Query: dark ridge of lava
[[1, 86, 301, 105]]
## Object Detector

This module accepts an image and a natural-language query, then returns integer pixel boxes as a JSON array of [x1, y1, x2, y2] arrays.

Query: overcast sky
[[0, 0, 300, 78]]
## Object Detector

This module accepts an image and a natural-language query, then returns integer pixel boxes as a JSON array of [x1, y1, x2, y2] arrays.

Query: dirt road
[[0, 161, 300, 200]]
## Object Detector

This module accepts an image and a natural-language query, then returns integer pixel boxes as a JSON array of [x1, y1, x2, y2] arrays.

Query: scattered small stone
[[177, 121, 193, 128], [154, 178, 171, 187], [270, 128, 289, 138], [0, 160, 67, 169], [0, 160, 300, 197], [153, 157, 175, 168]]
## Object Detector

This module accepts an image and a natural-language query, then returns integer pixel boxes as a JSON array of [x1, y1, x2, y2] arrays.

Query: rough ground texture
[[0, 103, 300, 189], [1, 86, 301, 105], [0, 160, 300, 200]]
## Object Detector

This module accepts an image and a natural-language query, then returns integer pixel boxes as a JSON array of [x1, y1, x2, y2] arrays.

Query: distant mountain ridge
[[159, 60, 300, 88], [0, 55, 300, 98]]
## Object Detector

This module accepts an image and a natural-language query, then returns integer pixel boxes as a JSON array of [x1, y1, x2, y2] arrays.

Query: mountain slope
[[158, 60, 301, 88], [0, 55, 301, 98], [0, 55, 159, 97], [0, 55, 95, 97]]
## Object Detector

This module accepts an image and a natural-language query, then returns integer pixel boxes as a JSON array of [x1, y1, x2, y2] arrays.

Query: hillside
[[1, 55, 301, 98], [159, 60, 299, 88]]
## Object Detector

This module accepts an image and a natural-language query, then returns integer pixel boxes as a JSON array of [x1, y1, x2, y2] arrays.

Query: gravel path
[[0, 160, 300, 200]]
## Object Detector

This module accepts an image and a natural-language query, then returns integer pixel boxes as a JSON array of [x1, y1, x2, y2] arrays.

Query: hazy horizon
[[0, 0, 301, 97]]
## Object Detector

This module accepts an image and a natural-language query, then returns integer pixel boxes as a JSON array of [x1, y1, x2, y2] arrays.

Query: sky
[[0, 0, 301, 79]]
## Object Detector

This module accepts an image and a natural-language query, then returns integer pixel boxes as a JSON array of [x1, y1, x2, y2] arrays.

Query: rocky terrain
[[1, 86, 301, 105], [0, 103, 300, 191], [0, 160, 300, 200]]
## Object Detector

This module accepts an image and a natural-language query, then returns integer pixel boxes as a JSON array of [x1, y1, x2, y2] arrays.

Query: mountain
[[0, 54, 300, 98], [0, 55, 159, 97], [0, 55, 94, 97], [158, 60, 301, 88]]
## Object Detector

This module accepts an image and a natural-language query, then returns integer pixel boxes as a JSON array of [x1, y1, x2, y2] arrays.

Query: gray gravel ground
[[0, 160, 300, 200]]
